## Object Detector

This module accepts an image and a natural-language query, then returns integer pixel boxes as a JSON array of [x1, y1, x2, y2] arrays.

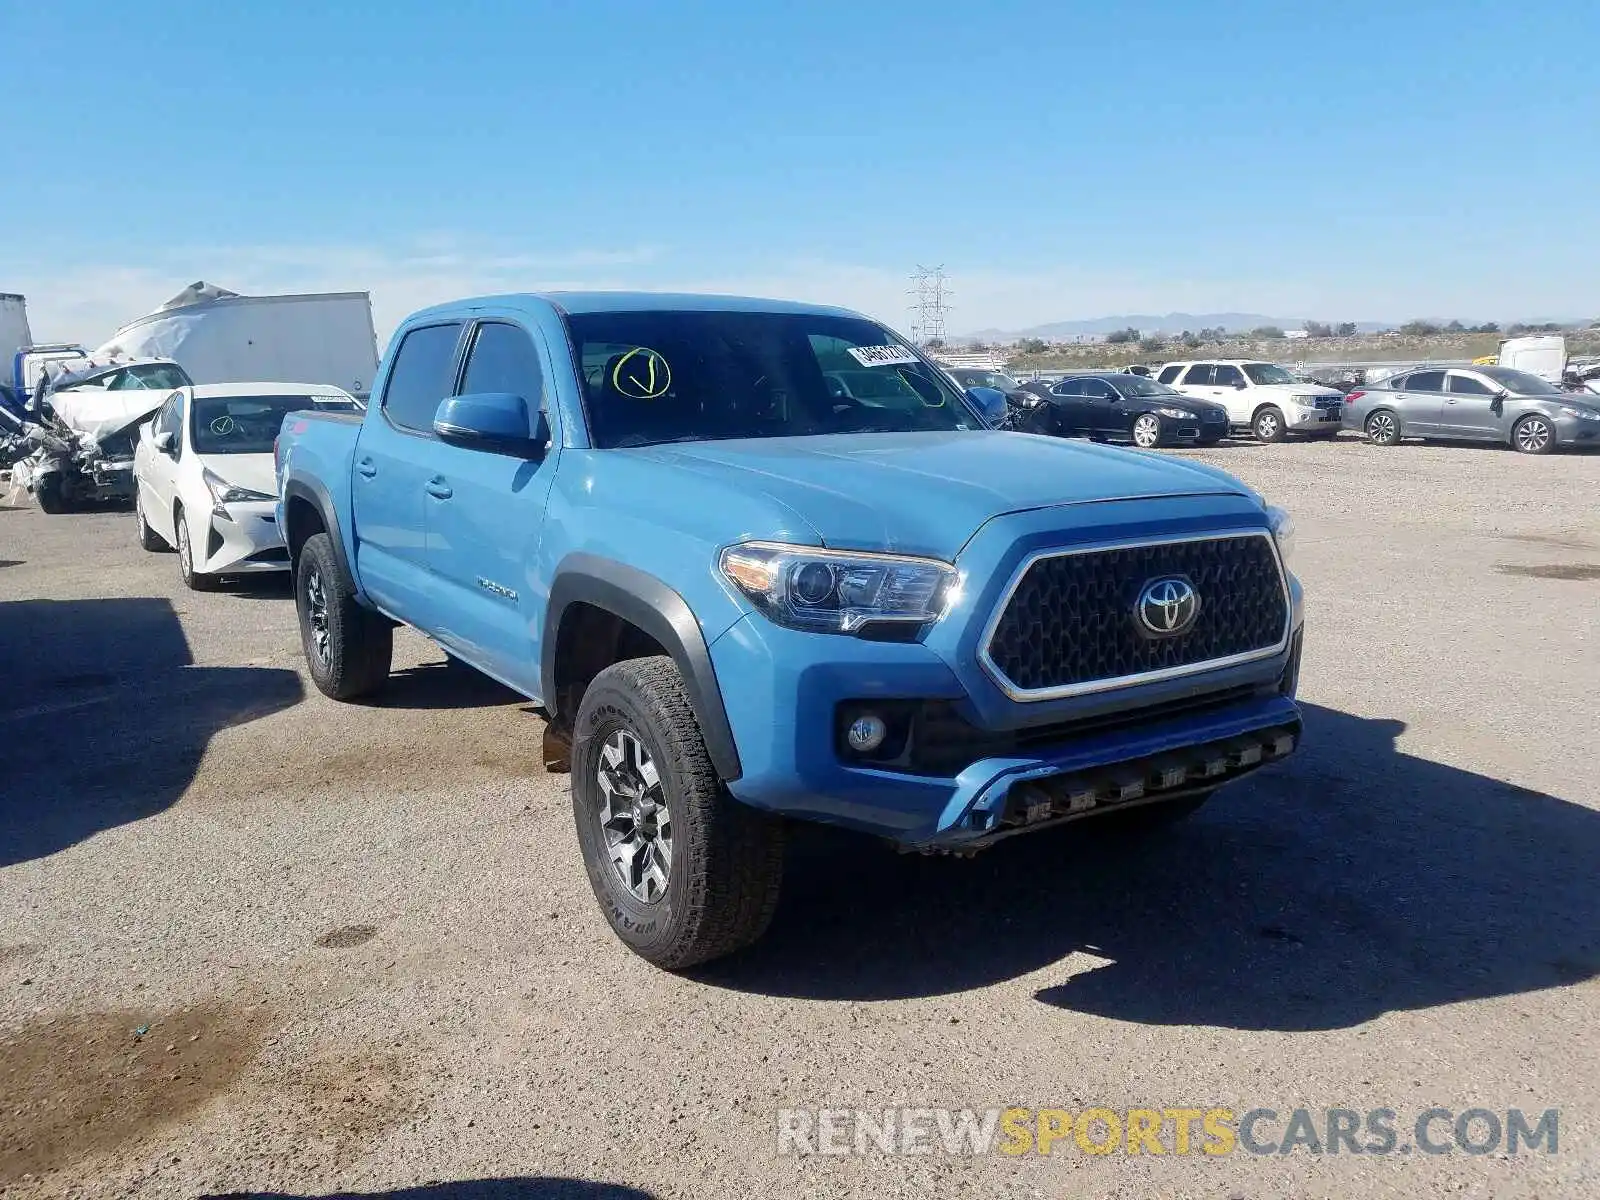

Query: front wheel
[[174, 506, 220, 591], [34, 474, 67, 514], [1253, 406, 1287, 443], [1131, 413, 1163, 448], [295, 532, 393, 700], [1512, 414, 1555, 455], [135, 490, 169, 551], [572, 656, 784, 970]]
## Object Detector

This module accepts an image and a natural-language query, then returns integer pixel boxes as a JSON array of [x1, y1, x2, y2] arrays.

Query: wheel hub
[[304, 565, 332, 666], [596, 728, 673, 904]]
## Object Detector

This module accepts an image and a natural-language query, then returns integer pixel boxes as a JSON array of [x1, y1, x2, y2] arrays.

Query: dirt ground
[[1, 435, 1597, 1199]]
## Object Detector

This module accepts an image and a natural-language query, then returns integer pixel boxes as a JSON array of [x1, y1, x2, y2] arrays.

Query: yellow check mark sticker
[[612, 347, 673, 400]]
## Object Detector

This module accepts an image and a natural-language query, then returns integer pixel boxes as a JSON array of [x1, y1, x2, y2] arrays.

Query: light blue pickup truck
[[275, 292, 1304, 969]]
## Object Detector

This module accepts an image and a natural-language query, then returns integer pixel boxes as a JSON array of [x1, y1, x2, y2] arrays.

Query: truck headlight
[[720, 541, 958, 634], [203, 466, 274, 519], [1265, 504, 1295, 566]]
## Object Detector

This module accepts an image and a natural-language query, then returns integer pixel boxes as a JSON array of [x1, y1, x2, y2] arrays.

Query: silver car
[[1344, 365, 1600, 454]]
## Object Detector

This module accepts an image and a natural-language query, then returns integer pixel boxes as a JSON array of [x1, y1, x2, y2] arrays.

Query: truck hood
[[48, 388, 166, 441], [626, 431, 1250, 559]]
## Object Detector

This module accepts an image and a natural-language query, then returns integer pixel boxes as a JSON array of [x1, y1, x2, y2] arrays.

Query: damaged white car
[[11, 359, 193, 512]]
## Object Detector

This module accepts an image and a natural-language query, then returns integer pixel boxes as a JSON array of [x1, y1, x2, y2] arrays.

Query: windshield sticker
[[846, 345, 921, 368], [611, 347, 673, 400], [209, 415, 236, 435]]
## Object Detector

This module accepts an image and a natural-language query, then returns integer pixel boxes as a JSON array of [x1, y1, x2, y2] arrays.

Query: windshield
[[1242, 363, 1297, 385], [567, 310, 981, 448], [956, 370, 1020, 391], [120, 363, 194, 390], [191, 394, 355, 454], [1114, 376, 1182, 398], [1479, 367, 1561, 395]]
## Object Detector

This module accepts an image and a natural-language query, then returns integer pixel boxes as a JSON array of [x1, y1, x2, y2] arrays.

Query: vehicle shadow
[[696, 703, 1600, 1030], [212, 573, 295, 600], [0, 597, 304, 868], [371, 658, 528, 711], [206, 1179, 655, 1199]]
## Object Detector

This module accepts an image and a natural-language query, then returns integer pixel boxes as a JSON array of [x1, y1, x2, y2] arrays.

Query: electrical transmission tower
[[908, 265, 952, 345]]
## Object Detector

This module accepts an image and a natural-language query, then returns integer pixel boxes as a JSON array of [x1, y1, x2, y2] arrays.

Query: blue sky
[[4, 0, 1596, 341]]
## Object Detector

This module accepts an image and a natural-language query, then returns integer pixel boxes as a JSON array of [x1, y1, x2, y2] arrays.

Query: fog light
[[845, 713, 888, 754]]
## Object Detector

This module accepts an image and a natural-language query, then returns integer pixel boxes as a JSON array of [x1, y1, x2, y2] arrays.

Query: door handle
[[425, 477, 453, 500], [356, 457, 377, 478]]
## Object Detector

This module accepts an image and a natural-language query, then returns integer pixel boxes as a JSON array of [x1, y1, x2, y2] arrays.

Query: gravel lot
[[2, 436, 1597, 1200]]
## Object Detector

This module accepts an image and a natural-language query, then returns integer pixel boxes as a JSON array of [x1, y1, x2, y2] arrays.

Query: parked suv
[[1158, 360, 1344, 442]]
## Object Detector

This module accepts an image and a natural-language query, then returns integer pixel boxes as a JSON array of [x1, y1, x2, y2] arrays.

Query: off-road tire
[[1512, 414, 1555, 455], [296, 531, 393, 700], [34, 474, 67, 514], [174, 505, 221, 591], [573, 656, 784, 969], [1365, 410, 1400, 446], [135, 490, 169, 551], [1253, 406, 1287, 443]]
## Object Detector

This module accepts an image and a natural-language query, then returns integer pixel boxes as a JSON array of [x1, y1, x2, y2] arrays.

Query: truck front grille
[[981, 532, 1290, 700]]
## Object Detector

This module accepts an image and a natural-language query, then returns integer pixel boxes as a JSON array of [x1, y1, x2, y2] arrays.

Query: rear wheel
[[296, 531, 393, 700], [1365, 410, 1400, 446], [573, 656, 785, 969], [1512, 414, 1555, 455], [1131, 413, 1163, 448], [1253, 406, 1287, 443]]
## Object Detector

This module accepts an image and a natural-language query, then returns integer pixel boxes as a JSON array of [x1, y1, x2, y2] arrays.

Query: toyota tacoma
[[275, 293, 1304, 969]]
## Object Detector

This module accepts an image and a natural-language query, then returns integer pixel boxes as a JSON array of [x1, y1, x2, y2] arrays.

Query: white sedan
[[132, 382, 358, 589]]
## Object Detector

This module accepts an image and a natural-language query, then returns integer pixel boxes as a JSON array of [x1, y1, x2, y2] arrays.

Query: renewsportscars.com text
[[776, 1106, 1559, 1157]]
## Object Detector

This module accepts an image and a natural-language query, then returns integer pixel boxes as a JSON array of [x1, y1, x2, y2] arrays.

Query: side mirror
[[965, 386, 1008, 425], [1233, 380, 1248, 389], [153, 429, 175, 453], [433, 392, 545, 456]]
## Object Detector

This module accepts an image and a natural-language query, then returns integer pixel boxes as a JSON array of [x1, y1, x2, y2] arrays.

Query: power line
[[908, 265, 952, 345]]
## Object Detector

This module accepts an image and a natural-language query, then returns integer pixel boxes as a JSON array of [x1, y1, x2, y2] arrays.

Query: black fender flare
[[543, 553, 742, 781], [281, 475, 357, 587]]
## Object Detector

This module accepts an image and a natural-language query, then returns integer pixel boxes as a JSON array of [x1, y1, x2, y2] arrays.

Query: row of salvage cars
[[2, 359, 357, 589], [950, 360, 1600, 454]]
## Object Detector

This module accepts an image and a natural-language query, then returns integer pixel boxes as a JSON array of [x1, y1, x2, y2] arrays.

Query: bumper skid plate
[[918, 724, 1297, 853]]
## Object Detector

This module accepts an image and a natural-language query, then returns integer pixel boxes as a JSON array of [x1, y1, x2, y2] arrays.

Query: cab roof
[[405, 291, 867, 324]]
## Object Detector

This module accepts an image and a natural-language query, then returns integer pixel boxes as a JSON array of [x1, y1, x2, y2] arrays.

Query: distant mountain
[[957, 313, 1391, 342]]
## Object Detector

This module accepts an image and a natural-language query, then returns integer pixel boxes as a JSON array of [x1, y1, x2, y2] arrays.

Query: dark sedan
[[1037, 372, 1232, 447]]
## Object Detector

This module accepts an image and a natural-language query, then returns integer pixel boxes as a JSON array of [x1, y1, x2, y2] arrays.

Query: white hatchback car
[[133, 383, 358, 589], [1156, 360, 1345, 442]]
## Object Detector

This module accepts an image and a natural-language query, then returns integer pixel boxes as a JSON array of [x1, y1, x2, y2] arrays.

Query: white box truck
[[94, 283, 380, 398]]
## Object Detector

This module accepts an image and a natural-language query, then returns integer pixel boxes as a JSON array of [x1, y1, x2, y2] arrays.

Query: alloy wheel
[[596, 728, 673, 903], [1516, 418, 1551, 453], [1132, 415, 1161, 448], [176, 518, 192, 574], [1367, 412, 1397, 445], [303, 563, 332, 667], [1256, 412, 1280, 440]]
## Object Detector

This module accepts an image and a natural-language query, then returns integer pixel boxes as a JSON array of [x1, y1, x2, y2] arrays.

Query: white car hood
[[196, 451, 278, 496], [49, 388, 166, 440]]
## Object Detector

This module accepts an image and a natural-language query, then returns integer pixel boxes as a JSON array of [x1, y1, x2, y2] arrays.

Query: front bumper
[[197, 500, 288, 574], [712, 597, 1304, 850], [1554, 414, 1600, 446], [1283, 403, 1343, 433]]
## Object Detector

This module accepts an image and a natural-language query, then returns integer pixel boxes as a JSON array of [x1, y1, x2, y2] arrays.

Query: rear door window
[[1407, 370, 1446, 393], [1180, 365, 1214, 386], [1158, 365, 1184, 385], [382, 323, 465, 432], [1211, 365, 1244, 387], [1051, 379, 1086, 396]]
